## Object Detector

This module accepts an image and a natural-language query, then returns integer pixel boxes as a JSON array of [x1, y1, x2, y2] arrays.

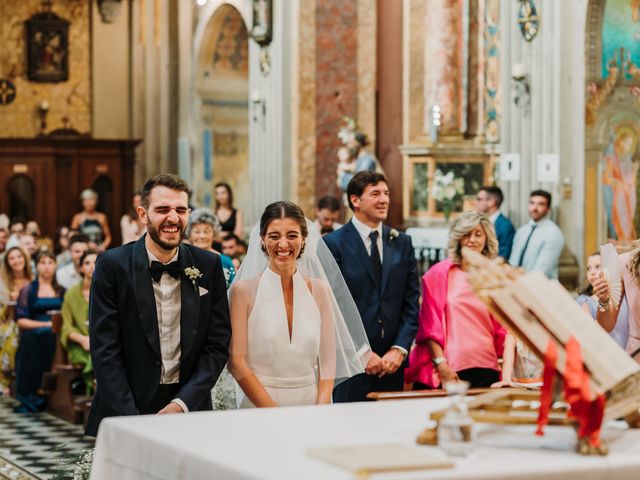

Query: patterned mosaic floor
[[0, 397, 94, 479]]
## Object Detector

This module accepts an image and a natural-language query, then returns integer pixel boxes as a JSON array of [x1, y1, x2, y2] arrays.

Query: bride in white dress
[[228, 201, 371, 407]]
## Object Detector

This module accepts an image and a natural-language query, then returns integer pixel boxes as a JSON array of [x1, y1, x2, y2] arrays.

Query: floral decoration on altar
[[430, 170, 465, 222]]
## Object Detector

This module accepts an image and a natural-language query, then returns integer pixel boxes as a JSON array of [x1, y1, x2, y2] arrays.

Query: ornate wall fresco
[[0, 1, 90, 137], [484, 0, 500, 143], [601, 0, 640, 79], [585, 0, 640, 247]]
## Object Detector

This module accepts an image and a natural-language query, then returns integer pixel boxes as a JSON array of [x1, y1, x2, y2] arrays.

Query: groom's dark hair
[[141, 174, 191, 208], [346, 171, 388, 211]]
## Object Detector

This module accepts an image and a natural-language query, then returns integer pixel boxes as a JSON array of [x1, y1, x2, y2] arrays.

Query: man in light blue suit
[[324, 171, 419, 402], [476, 186, 515, 260], [509, 190, 564, 279]]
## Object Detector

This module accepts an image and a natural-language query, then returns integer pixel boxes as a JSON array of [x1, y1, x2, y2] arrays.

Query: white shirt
[[350, 216, 407, 357], [56, 262, 82, 289], [488, 210, 500, 224], [351, 215, 383, 262], [147, 248, 188, 413]]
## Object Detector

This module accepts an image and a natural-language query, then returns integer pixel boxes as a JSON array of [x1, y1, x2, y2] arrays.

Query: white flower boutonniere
[[388, 228, 400, 244], [184, 266, 203, 292]]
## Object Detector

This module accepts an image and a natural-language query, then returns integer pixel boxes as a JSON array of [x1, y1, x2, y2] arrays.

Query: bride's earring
[[297, 242, 306, 259]]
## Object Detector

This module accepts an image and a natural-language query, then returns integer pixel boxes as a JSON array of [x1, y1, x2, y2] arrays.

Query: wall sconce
[[38, 100, 49, 136], [429, 104, 441, 143], [511, 63, 530, 109], [251, 90, 265, 125]]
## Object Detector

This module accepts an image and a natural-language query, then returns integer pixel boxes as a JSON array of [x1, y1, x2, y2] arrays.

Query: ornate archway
[[191, 2, 251, 213]]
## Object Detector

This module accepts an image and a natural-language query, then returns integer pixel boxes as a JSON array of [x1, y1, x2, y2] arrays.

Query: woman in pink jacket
[[405, 211, 506, 389]]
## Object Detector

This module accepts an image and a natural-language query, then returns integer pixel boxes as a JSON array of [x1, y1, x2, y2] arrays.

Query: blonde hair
[[447, 211, 498, 264]]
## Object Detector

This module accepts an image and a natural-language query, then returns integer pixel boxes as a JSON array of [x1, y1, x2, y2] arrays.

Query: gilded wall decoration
[[26, 10, 69, 83], [0, 1, 90, 137], [484, 0, 500, 143]]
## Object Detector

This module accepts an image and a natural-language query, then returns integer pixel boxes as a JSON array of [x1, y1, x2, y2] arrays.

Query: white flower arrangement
[[430, 169, 465, 220], [184, 266, 203, 292], [430, 170, 465, 202]]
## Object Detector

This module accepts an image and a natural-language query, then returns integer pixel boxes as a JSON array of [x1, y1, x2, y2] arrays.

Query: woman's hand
[[437, 363, 459, 384], [592, 275, 610, 304], [491, 380, 513, 388], [80, 335, 90, 352]]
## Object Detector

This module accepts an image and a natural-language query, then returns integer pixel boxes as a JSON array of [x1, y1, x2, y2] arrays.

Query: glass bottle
[[437, 381, 475, 456]]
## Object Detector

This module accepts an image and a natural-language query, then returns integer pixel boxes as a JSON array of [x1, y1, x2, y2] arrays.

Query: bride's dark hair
[[260, 201, 308, 258]]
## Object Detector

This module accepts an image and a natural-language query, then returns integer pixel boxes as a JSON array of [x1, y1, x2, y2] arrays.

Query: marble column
[[423, 0, 461, 136]]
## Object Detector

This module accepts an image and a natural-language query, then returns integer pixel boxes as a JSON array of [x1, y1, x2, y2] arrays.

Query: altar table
[[90, 398, 640, 480]]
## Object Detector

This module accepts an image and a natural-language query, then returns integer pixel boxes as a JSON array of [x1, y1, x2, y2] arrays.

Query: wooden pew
[[40, 310, 88, 424]]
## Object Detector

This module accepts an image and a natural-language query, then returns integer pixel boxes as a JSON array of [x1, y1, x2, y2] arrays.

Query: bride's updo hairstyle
[[260, 201, 308, 258]]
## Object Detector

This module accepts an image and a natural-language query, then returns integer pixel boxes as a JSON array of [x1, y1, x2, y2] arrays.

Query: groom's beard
[[147, 221, 185, 251]]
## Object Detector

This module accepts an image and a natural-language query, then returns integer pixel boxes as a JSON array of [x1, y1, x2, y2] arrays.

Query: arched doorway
[[194, 4, 250, 215]]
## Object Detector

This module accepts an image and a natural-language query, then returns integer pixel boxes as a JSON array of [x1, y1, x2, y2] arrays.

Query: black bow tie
[[150, 261, 180, 282]]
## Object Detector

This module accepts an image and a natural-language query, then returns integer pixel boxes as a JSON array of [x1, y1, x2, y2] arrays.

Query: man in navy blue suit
[[476, 186, 515, 260], [324, 171, 419, 402]]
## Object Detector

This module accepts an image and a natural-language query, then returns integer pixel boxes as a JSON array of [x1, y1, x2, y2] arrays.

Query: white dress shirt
[[488, 210, 500, 224], [56, 262, 82, 290], [351, 216, 383, 262], [147, 248, 188, 412], [350, 216, 407, 357]]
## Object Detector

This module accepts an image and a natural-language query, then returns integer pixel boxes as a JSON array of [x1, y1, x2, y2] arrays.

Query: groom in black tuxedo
[[324, 171, 419, 402], [85, 174, 231, 436]]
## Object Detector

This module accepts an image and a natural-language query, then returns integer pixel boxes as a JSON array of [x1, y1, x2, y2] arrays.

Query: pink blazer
[[404, 259, 505, 387]]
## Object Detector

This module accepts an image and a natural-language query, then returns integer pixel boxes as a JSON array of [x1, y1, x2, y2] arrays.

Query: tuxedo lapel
[[344, 221, 377, 286], [380, 225, 397, 295], [178, 244, 200, 359], [131, 235, 161, 359]]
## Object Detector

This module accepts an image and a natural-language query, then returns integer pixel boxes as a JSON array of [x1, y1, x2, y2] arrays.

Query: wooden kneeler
[[417, 248, 640, 455]]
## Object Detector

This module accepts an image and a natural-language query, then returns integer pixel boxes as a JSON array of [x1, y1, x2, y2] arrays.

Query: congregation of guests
[[0, 182, 252, 412], [0, 170, 639, 426]]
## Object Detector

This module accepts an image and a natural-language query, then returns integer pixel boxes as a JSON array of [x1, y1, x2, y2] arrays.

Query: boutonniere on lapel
[[184, 266, 203, 292], [388, 228, 400, 245]]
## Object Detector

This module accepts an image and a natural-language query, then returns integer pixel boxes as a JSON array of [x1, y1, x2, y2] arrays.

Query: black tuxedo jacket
[[323, 221, 419, 401], [85, 235, 231, 436]]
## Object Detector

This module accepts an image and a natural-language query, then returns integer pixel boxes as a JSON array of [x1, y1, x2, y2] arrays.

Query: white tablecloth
[[90, 398, 640, 480]]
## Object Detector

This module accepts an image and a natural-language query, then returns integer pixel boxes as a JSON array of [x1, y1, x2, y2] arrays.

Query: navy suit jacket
[[494, 213, 515, 260], [323, 221, 419, 357], [85, 236, 231, 436]]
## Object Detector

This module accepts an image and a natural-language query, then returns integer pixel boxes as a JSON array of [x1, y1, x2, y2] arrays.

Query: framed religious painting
[[26, 11, 70, 83], [251, 0, 272, 46]]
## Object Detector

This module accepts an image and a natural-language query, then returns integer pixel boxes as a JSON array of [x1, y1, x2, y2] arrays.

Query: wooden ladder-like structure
[[417, 248, 640, 455]]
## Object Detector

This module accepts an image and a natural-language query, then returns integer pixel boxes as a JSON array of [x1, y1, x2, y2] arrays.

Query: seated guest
[[577, 252, 629, 349], [71, 189, 112, 252], [475, 186, 515, 260], [56, 235, 90, 289], [15, 252, 65, 412], [221, 233, 242, 259], [405, 211, 506, 389], [0, 246, 32, 302], [19, 233, 39, 259], [187, 208, 236, 288], [26, 220, 53, 253], [120, 191, 144, 244], [54, 225, 72, 267], [0, 246, 33, 396], [61, 250, 97, 395], [314, 195, 343, 236], [0, 227, 8, 255]]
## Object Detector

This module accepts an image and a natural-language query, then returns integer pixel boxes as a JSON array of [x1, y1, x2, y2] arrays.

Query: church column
[[423, 0, 462, 137]]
